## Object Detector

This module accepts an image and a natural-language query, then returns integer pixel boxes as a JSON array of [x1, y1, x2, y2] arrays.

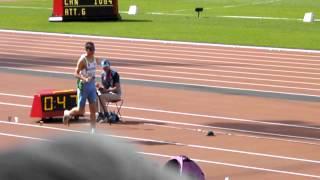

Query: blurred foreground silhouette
[[0, 133, 188, 180]]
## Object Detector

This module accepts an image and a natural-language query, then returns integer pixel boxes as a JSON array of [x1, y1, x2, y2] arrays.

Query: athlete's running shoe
[[63, 110, 70, 126]]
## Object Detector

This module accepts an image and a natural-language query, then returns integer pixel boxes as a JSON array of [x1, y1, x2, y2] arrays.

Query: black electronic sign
[[50, 0, 121, 21]]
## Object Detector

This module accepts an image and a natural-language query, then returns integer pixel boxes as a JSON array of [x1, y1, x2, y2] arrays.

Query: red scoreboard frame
[[30, 89, 78, 119]]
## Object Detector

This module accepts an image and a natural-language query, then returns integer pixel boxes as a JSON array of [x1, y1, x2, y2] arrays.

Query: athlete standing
[[63, 42, 97, 134]]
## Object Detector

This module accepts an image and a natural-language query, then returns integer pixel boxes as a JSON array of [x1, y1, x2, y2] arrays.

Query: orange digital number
[[70, 94, 77, 104], [57, 95, 66, 109], [44, 96, 53, 111], [94, 0, 112, 5]]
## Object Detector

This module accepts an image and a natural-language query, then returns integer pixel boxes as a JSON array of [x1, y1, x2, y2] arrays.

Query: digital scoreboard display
[[50, 0, 120, 21], [30, 89, 78, 119], [40, 92, 77, 112]]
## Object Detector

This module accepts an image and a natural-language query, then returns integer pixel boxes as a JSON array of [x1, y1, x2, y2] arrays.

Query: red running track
[[0, 30, 320, 179]]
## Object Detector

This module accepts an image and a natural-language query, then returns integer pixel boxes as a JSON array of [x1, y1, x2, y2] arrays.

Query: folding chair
[[106, 98, 124, 121], [96, 90, 109, 123]]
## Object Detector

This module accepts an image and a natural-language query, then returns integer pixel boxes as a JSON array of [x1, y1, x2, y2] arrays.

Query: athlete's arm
[[106, 82, 120, 93], [74, 57, 88, 82]]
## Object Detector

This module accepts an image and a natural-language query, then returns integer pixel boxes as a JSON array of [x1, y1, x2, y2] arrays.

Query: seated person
[[96, 59, 122, 113]]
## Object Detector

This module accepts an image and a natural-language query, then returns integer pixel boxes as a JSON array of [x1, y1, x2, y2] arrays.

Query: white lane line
[[108, 67, 320, 86], [2, 33, 320, 60], [2, 65, 320, 97], [121, 71, 320, 92], [4, 36, 320, 65], [0, 132, 49, 141], [148, 12, 191, 16], [1, 89, 320, 130], [122, 107, 320, 131], [0, 132, 319, 179], [0, 29, 319, 55], [0, 66, 74, 75], [0, 102, 31, 108], [173, 9, 189, 12], [141, 152, 320, 179], [0, 92, 33, 99], [3, 60, 320, 87], [3, 45, 320, 77], [218, 15, 298, 21], [5, 39, 320, 67], [224, 0, 281, 8], [144, 123, 320, 146], [1, 120, 320, 165], [113, 134, 320, 164], [148, 12, 319, 24], [3, 54, 320, 80], [0, 53, 319, 97], [122, 116, 320, 142], [0, 99, 320, 144], [130, 76, 320, 98], [4, 43, 320, 72], [3, 59, 320, 91]]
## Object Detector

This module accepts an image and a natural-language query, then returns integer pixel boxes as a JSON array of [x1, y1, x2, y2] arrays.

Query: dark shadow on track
[[130, 140, 171, 146], [205, 120, 320, 140]]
